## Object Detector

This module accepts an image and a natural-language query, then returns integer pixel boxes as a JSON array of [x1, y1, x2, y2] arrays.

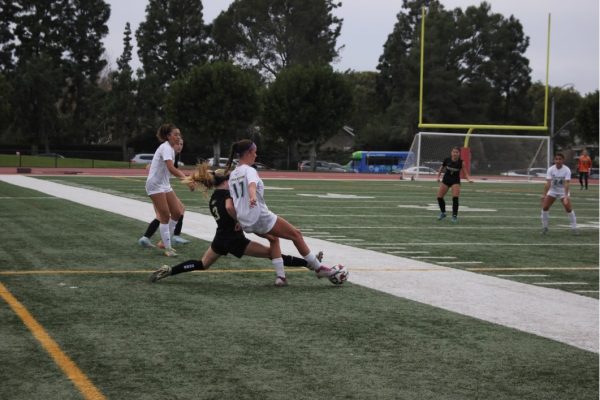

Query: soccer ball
[[328, 264, 349, 285]]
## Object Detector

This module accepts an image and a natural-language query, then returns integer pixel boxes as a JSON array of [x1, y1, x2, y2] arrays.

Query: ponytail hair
[[156, 123, 178, 142], [182, 162, 229, 197], [225, 139, 255, 169]]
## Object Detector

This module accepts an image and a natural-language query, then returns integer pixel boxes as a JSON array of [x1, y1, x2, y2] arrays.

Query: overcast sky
[[104, 0, 599, 94]]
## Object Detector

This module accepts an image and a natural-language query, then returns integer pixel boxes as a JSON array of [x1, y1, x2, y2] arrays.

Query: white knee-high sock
[[567, 210, 577, 229], [272, 257, 285, 278], [159, 223, 172, 249], [541, 210, 549, 228], [303, 252, 321, 270], [169, 218, 178, 238]]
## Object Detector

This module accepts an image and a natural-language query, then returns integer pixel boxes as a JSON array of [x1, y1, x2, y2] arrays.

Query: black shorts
[[210, 232, 251, 258], [442, 174, 461, 187]]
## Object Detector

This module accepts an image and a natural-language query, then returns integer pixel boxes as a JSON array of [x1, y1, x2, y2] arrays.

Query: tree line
[[0, 0, 597, 167]]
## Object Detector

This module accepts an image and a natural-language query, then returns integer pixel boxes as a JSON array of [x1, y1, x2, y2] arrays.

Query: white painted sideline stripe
[[533, 282, 589, 286], [0, 196, 60, 199], [497, 274, 548, 277], [1, 175, 597, 354], [439, 261, 484, 264], [389, 251, 430, 254], [398, 243, 597, 247], [413, 256, 457, 259]]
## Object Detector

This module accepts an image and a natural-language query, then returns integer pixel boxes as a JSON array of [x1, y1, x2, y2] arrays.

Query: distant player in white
[[541, 153, 577, 234], [226, 139, 337, 284], [145, 124, 190, 255]]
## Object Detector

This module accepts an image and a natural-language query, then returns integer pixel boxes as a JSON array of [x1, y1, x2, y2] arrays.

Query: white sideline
[[1, 175, 598, 353]]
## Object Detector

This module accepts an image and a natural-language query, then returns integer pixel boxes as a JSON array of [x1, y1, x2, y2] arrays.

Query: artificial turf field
[[0, 175, 598, 399]]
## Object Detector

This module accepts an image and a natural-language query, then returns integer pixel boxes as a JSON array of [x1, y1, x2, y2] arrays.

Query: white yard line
[[439, 261, 484, 265], [1, 175, 598, 354]]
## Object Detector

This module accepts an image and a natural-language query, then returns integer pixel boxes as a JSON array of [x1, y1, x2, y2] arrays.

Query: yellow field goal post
[[414, 6, 552, 179]]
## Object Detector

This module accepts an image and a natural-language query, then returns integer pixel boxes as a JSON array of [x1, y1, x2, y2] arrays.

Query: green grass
[[0, 154, 148, 168], [38, 175, 600, 297], [0, 178, 598, 399]]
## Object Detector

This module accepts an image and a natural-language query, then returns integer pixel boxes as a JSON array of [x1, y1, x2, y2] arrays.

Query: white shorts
[[546, 189, 568, 200], [242, 209, 278, 234], [146, 182, 173, 196]]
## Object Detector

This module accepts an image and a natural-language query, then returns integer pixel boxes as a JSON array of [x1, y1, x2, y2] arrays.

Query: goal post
[[418, 7, 552, 132], [404, 132, 550, 180]]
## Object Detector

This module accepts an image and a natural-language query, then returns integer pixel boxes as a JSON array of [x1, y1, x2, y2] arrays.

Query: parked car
[[39, 153, 65, 158], [500, 168, 547, 177], [130, 153, 154, 164], [326, 162, 348, 173], [399, 166, 438, 175], [298, 160, 346, 172], [252, 162, 272, 170], [206, 157, 238, 168]]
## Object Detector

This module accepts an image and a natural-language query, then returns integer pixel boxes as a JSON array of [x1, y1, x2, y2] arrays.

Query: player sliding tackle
[[149, 164, 331, 286], [225, 139, 346, 283]]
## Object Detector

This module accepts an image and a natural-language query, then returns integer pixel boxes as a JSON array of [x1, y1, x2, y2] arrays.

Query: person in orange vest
[[577, 149, 592, 190]]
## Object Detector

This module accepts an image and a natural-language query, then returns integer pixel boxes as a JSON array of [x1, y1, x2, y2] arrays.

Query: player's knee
[[290, 227, 303, 242]]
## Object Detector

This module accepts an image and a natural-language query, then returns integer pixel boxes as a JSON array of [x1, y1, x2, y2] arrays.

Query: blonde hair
[[182, 162, 229, 196]]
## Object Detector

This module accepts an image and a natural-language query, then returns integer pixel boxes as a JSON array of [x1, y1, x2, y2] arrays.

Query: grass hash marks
[[1, 178, 597, 399]]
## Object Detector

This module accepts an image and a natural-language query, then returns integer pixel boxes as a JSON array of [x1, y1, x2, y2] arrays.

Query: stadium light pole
[[550, 83, 575, 153]]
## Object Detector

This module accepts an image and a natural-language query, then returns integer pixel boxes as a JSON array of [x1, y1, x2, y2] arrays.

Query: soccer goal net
[[404, 132, 550, 179]]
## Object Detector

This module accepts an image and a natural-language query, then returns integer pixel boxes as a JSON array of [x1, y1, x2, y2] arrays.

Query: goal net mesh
[[404, 132, 550, 178]]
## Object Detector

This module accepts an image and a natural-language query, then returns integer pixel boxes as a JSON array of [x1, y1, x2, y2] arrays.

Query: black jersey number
[[232, 182, 245, 199]]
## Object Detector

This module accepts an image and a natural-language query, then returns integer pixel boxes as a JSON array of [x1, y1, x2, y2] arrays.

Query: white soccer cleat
[[314, 265, 335, 279], [138, 236, 155, 248], [274, 276, 288, 287], [150, 265, 172, 282], [173, 235, 190, 244], [164, 248, 178, 257]]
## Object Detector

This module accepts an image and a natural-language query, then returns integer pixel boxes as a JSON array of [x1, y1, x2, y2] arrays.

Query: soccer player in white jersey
[[145, 124, 190, 256], [541, 153, 578, 235], [225, 139, 337, 283]]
